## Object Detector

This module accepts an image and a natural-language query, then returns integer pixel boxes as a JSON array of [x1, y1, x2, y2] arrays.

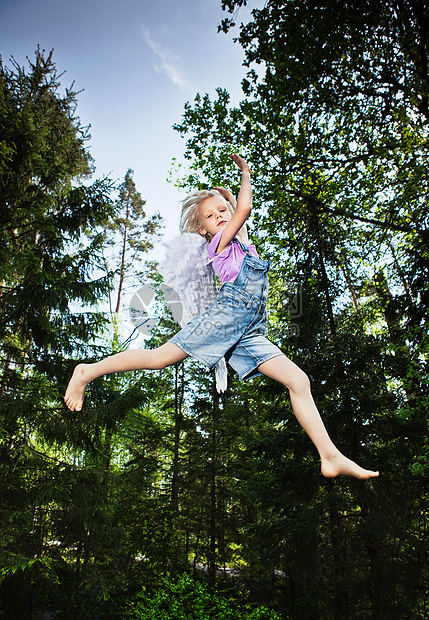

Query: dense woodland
[[1, 1, 429, 618]]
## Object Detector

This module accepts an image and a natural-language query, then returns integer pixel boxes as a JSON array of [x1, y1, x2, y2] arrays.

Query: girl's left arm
[[212, 186, 237, 209], [212, 183, 250, 245], [215, 154, 252, 253]]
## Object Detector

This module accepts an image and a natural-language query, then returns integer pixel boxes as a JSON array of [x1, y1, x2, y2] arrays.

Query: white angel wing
[[160, 232, 227, 393], [160, 233, 215, 326]]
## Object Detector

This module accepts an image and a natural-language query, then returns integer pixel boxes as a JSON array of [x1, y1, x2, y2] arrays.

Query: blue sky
[[0, 0, 258, 240]]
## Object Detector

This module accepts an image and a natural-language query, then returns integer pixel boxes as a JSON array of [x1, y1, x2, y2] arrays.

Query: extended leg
[[64, 342, 188, 412], [258, 354, 379, 479]]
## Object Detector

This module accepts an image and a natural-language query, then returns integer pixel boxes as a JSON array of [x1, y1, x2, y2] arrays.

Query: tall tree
[[0, 48, 121, 616], [221, 0, 429, 119], [0, 47, 116, 375], [105, 169, 162, 315]]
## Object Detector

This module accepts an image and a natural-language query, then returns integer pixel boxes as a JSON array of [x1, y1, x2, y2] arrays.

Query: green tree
[[168, 1, 429, 616], [221, 0, 429, 119], [105, 169, 162, 315], [0, 48, 122, 617], [0, 47, 116, 378]]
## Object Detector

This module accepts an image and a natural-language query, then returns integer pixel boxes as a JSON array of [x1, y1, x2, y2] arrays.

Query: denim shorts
[[169, 253, 283, 380]]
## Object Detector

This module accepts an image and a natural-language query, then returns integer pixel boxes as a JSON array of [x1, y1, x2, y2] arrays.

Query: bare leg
[[258, 355, 379, 479], [64, 343, 188, 412]]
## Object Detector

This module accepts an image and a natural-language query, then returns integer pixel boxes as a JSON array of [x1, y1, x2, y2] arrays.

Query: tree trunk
[[339, 248, 360, 311], [114, 219, 129, 314], [208, 383, 219, 585], [327, 481, 350, 620], [171, 364, 184, 513]]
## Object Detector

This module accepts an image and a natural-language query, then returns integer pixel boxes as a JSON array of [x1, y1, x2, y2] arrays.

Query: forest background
[[1, 0, 428, 618]]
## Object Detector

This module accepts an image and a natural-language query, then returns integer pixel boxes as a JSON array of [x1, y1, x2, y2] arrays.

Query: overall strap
[[234, 237, 252, 257]]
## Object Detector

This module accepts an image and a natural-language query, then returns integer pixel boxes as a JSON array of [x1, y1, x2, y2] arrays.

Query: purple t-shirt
[[207, 231, 259, 283]]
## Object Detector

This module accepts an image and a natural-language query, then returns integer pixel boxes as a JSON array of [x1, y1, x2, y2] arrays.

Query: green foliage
[[0, 48, 170, 617], [1, 6, 429, 618], [411, 434, 429, 476], [0, 557, 59, 586], [121, 573, 283, 620], [167, 1, 429, 617], [105, 168, 163, 314], [0, 47, 117, 368], [222, 0, 429, 120]]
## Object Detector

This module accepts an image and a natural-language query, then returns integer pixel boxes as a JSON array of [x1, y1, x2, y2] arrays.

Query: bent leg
[[64, 342, 187, 412], [258, 354, 379, 480]]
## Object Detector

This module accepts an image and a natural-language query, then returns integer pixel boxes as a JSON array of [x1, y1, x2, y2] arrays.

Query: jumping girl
[[65, 153, 379, 479]]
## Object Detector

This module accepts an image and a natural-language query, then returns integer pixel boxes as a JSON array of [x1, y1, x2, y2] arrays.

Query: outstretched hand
[[212, 154, 251, 203], [230, 153, 251, 173]]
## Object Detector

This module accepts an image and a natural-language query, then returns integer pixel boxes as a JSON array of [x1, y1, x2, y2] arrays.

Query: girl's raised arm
[[215, 154, 252, 253]]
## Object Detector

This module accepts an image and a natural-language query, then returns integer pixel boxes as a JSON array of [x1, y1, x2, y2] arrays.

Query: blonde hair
[[180, 189, 234, 240]]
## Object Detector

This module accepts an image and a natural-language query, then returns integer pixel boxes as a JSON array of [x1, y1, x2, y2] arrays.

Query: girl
[[65, 153, 379, 479]]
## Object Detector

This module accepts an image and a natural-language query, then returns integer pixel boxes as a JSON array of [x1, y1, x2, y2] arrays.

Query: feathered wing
[[160, 233, 228, 393], [161, 233, 215, 325]]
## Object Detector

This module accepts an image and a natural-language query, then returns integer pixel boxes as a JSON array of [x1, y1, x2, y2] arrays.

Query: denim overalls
[[169, 239, 283, 380]]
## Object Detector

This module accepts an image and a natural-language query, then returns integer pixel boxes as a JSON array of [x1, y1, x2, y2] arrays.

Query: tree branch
[[286, 189, 428, 237]]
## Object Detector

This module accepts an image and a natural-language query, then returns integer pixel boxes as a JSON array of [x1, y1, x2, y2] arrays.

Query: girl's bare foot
[[321, 452, 379, 479], [64, 363, 92, 412]]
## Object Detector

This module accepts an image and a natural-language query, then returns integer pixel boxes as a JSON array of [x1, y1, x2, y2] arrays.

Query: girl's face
[[197, 196, 231, 238]]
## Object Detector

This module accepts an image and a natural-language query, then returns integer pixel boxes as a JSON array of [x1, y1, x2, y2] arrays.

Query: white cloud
[[142, 28, 192, 92]]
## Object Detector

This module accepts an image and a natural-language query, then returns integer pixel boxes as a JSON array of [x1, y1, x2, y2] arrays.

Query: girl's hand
[[212, 186, 237, 208], [230, 153, 251, 174]]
